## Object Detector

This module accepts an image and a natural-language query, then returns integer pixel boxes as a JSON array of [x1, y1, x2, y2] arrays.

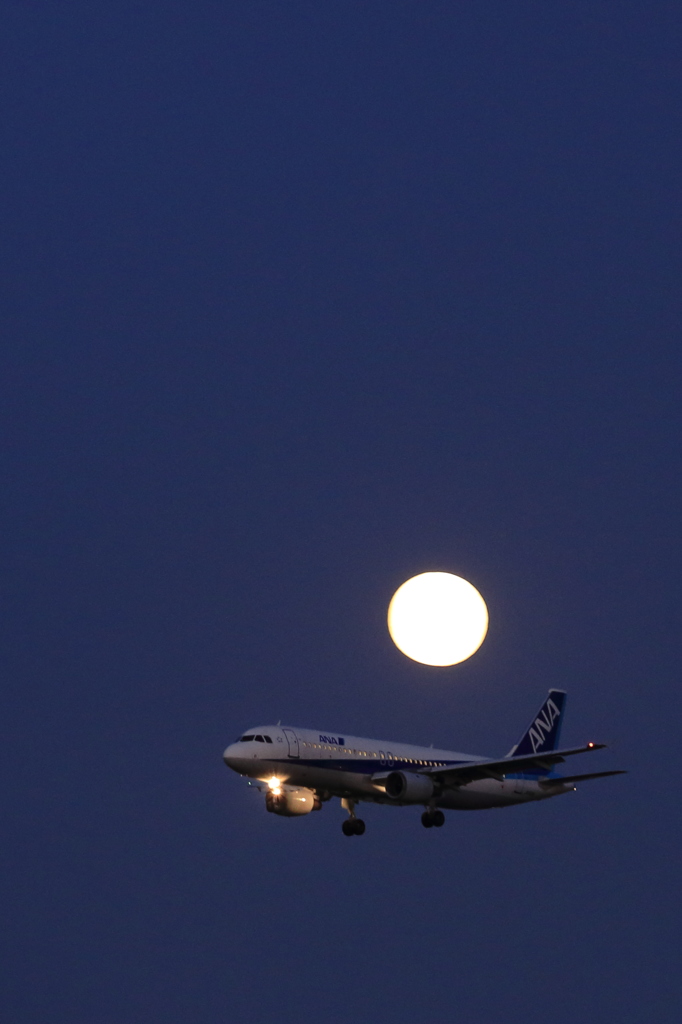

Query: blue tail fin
[[507, 690, 567, 757]]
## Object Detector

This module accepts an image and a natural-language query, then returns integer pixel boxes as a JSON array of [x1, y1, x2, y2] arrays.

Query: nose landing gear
[[341, 798, 366, 836], [421, 809, 445, 829], [342, 818, 366, 836]]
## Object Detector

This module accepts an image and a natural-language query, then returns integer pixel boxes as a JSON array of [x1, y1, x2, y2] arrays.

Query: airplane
[[222, 690, 625, 836]]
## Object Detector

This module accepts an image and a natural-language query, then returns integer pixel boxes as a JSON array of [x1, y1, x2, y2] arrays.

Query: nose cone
[[223, 743, 240, 766]]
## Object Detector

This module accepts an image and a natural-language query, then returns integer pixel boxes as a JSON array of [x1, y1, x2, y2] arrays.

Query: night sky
[[2, 4, 681, 1022]]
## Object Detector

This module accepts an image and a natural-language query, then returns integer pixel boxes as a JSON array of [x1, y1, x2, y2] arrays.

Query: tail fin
[[507, 690, 567, 757]]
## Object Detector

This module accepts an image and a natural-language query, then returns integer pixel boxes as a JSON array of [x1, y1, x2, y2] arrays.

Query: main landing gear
[[341, 798, 366, 837], [421, 809, 445, 829]]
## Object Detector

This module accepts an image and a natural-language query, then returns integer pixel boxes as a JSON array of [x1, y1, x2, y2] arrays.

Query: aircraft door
[[282, 728, 299, 758]]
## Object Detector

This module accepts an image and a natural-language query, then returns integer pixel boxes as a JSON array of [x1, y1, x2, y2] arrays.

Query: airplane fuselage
[[222, 724, 574, 811]]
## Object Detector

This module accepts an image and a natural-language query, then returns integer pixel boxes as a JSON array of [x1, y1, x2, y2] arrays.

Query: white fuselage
[[222, 724, 573, 810]]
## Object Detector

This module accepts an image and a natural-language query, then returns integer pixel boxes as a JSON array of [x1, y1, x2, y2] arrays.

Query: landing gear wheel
[[422, 809, 444, 828], [342, 818, 366, 836]]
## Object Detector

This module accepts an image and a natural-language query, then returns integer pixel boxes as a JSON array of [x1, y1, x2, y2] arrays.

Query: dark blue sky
[[2, 3, 681, 1022]]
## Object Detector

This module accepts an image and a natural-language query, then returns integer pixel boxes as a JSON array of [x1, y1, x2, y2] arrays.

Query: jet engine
[[385, 771, 434, 802], [265, 786, 320, 816]]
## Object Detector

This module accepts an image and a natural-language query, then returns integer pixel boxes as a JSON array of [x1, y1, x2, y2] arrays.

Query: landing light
[[267, 777, 282, 793], [588, 742, 594, 748]]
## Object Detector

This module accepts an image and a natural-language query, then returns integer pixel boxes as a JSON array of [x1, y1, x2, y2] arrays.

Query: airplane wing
[[415, 742, 608, 785]]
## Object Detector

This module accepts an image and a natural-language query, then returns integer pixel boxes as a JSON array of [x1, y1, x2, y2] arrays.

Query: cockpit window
[[240, 735, 255, 742], [255, 735, 264, 742], [263, 735, 272, 743]]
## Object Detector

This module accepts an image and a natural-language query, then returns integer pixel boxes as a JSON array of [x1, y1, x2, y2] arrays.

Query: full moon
[[387, 572, 489, 667]]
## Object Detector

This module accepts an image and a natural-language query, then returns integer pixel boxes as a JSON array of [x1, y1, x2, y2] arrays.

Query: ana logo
[[528, 699, 561, 753], [319, 735, 345, 746]]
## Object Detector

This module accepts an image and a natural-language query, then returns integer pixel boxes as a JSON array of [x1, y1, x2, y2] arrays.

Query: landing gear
[[342, 818, 366, 836], [340, 797, 366, 836], [421, 809, 445, 829]]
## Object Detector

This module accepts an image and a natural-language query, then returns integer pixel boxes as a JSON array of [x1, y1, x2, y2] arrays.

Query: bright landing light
[[387, 572, 489, 667], [267, 777, 282, 793]]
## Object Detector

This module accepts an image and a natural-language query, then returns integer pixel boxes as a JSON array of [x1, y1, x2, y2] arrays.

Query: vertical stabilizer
[[507, 690, 567, 757]]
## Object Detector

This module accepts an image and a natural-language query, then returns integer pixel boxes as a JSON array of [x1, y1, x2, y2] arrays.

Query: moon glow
[[387, 572, 489, 667]]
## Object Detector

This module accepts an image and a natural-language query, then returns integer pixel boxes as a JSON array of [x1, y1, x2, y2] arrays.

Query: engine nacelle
[[385, 771, 434, 803], [265, 786, 319, 816]]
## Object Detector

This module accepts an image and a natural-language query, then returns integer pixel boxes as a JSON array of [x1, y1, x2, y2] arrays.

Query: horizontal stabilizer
[[539, 770, 627, 787]]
